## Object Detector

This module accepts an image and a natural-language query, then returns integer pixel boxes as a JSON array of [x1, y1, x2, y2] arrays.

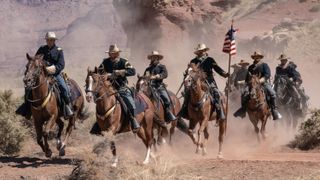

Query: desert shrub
[[309, 5, 320, 13], [0, 90, 27, 155], [289, 109, 320, 150]]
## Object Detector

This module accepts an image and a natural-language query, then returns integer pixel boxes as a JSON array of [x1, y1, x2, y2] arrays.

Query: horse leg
[[55, 118, 64, 151], [218, 120, 226, 159], [196, 120, 206, 154], [34, 121, 46, 154], [136, 127, 152, 165], [110, 141, 118, 168], [187, 118, 198, 145], [169, 120, 177, 146], [261, 116, 268, 140], [249, 115, 260, 143], [43, 115, 56, 158], [202, 126, 209, 156], [60, 116, 76, 156]]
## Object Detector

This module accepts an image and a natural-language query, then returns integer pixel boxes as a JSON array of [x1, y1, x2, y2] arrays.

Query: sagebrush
[[0, 90, 27, 155]]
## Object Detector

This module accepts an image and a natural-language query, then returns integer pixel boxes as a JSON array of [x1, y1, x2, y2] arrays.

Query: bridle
[[86, 74, 118, 103]]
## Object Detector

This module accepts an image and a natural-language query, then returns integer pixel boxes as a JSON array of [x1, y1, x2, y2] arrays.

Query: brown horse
[[184, 64, 227, 158], [85, 67, 155, 167], [24, 54, 85, 157], [246, 74, 271, 142], [136, 75, 181, 145]]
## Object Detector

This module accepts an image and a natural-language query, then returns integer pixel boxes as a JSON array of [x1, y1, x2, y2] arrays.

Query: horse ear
[[137, 73, 140, 78], [87, 66, 91, 73], [94, 66, 98, 73], [26, 53, 32, 61]]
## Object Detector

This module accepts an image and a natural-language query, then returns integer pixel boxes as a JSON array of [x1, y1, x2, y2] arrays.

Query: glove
[[150, 74, 161, 80], [46, 65, 56, 75], [114, 70, 126, 77], [259, 77, 266, 84], [237, 80, 245, 85]]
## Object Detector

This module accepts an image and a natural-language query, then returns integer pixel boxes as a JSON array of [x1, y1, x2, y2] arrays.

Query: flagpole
[[225, 19, 234, 121]]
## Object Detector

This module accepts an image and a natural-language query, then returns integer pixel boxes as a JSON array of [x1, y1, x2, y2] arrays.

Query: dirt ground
[[1, 118, 320, 180]]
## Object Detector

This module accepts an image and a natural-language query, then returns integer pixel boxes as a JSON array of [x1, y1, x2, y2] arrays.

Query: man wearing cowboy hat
[[179, 43, 229, 121], [97, 44, 140, 132], [234, 51, 282, 120], [234, 60, 249, 90], [274, 54, 308, 112], [143, 51, 177, 122], [16, 31, 74, 119]]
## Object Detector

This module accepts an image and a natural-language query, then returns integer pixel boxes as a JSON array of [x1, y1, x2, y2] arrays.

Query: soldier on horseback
[[143, 51, 177, 122], [179, 43, 229, 121], [16, 32, 74, 119], [274, 54, 308, 113], [234, 60, 249, 90], [97, 44, 140, 132], [234, 51, 282, 120]]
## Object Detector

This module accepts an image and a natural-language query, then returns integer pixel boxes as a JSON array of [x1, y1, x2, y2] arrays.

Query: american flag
[[222, 25, 237, 56]]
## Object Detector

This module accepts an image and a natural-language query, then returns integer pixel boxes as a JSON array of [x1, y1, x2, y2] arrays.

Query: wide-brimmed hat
[[277, 54, 290, 60], [45, 32, 57, 40], [251, 51, 264, 60], [106, 44, 121, 53], [194, 43, 210, 54], [238, 59, 250, 66], [147, 51, 163, 60]]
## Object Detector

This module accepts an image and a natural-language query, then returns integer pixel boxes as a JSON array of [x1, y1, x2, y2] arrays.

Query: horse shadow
[[0, 155, 80, 168]]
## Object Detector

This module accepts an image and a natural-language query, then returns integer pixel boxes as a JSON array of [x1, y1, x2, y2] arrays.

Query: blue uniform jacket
[[143, 64, 168, 88], [36, 44, 64, 76], [99, 57, 136, 89], [246, 62, 271, 83]]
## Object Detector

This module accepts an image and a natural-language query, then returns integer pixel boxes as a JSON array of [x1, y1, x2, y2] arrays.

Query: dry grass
[[289, 109, 320, 150], [0, 90, 27, 155]]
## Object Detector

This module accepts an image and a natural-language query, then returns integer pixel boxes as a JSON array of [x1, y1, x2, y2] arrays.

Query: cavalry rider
[[234, 51, 282, 120], [274, 54, 308, 112], [16, 32, 73, 119], [234, 59, 249, 90], [143, 51, 177, 122], [98, 44, 140, 132], [179, 43, 229, 121]]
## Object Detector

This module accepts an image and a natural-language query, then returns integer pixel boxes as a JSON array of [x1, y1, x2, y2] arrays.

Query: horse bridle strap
[[31, 88, 53, 110], [96, 102, 118, 120]]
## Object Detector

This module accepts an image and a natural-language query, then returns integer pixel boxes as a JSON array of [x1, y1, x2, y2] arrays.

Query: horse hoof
[[45, 150, 52, 158], [142, 160, 149, 165], [59, 146, 66, 157], [56, 140, 62, 150], [111, 163, 117, 168], [202, 150, 207, 156], [217, 153, 224, 159]]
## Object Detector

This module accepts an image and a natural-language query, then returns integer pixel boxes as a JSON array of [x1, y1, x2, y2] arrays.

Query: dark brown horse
[[184, 64, 227, 158], [24, 54, 85, 157], [246, 74, 271, 142], [85, 67, 155, 167], [136, 75, 181, 145]]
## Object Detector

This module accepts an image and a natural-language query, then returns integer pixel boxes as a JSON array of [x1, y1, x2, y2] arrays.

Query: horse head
[[136, 74, 151, 96], [185, 63, 207, 91], [24, 53, 47, 89], [85, 66, 114, 103], [247, 74, 261, 100]]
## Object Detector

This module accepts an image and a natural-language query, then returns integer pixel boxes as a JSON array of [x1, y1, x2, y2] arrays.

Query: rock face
[[113, 0, 223, 78], [0, 0, 126, 89]]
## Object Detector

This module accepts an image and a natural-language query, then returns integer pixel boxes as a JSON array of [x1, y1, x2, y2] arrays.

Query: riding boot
[[233, 96, 248, 118], [16, 91, 32, 120], [216, 107, 226, 120], [270, 97, 282, 120], [165, 107, 177, 122], [16, 102, 32, 120], [90, 122, 103, 136], [65, 103, 74, 117], [129, 115, 140, 133], [177, 102, 188, 119]]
